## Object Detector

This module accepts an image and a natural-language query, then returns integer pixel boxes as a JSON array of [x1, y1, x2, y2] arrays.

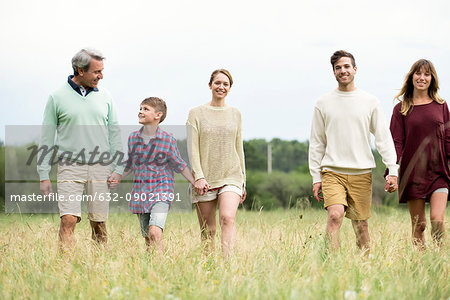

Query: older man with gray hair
[[38, 48, 123, 251]]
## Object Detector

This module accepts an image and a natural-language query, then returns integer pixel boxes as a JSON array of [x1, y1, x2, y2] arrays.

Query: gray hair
[[71, 48, 105, 75]]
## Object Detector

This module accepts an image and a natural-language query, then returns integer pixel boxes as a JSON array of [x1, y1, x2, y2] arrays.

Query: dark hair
[[330, 50, 356, 69], [209, 69, 233, 87], [141, 97, 167, 123], [395, 59, 444, 115]]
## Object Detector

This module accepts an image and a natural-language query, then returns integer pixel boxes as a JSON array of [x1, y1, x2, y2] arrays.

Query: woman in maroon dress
[[390, 59, 449, 247]]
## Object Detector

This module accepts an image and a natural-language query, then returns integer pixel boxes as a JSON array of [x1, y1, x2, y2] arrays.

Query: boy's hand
[[107, 172, 122, 190], [385, 175, 398, 193], [312, 182, 323, 202], [194, 178, 209, 195], [40, 180, 53, 196]]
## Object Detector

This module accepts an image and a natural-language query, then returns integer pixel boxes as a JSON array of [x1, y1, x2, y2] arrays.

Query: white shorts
[[191, 185, 242, 203], [57, 163, 111, 222]]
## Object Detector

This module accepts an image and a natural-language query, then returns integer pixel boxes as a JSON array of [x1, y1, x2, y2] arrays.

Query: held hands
[[312, 182, 323, 202], [194, 178, 210, 195], [384, 175, 398, 193], [107, 172, 122, 190], [40, 180, 53, 196]]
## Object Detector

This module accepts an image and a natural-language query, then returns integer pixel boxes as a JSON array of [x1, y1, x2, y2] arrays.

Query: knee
[[220, 214, 236, 227], [430, 213, 444, 225], [148, 226, 162, 241], [60, 215, 77, 231], [413, 221, 427, 233], [328, 210, 344, 224]]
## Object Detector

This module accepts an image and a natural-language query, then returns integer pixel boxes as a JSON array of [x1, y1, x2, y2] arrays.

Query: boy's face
[[138, 104, 162, 125]]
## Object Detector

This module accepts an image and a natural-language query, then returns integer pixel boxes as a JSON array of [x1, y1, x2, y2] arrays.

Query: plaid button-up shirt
[[126, 127, 187, 214]]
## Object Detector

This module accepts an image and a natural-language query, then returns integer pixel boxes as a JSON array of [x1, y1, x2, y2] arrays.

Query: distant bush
[[244, 170, 320, 211]]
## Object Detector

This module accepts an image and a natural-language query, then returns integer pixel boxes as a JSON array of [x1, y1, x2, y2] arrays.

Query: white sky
[[1, 0, 449, 142]]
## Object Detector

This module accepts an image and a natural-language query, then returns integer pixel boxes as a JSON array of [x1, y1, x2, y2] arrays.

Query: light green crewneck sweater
[[37, 82, 123, 180]]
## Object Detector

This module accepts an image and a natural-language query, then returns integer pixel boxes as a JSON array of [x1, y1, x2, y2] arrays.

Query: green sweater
[[37, 82, 124, 180]]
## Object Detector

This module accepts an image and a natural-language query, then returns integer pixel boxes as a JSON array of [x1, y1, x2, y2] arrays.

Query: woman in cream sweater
[[186, 69, 246, 257]]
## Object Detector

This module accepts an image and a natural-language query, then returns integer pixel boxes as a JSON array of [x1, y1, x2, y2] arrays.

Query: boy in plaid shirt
[[123, 97, 194, 252]]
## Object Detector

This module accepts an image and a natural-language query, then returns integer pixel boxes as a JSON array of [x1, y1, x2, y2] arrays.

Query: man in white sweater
[[309, 50, 398, 253]]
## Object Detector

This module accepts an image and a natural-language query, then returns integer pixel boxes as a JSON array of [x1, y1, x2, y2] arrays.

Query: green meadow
[[0, 208, 448, 299]]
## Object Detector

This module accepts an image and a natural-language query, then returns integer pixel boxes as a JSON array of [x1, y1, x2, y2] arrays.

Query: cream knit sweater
[[309, 88, 399, 184], [186, 104, 246, 189]]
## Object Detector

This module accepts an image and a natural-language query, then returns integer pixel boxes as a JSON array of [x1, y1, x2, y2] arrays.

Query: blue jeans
[[137, 202, 170, 237]]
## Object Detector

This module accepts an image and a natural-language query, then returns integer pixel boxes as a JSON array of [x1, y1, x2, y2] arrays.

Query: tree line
[[0, 139, 397, 211]]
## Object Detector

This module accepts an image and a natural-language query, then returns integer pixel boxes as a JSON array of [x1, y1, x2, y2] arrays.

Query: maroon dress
[[390, 101, 450, 203]]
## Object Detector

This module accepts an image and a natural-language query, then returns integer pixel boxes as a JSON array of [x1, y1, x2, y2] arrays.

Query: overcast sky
[[1, 0, 449, 143]]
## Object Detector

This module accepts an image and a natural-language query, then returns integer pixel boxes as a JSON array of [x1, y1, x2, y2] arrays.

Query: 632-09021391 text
[[9, 192, 182, 202]]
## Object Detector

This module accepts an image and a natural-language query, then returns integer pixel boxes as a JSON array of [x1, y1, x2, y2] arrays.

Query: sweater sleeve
[[370, 102, 399, 176], [235, 110, 246, 187], [389, 103, 405, 163], [308, 106, 326, 184], [186, 110, 205, 181], [37, 95, 58, 181], [107, 98, 124, 175]]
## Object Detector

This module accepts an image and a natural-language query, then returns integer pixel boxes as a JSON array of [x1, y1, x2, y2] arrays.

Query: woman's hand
[[194, 178, 210, 195]]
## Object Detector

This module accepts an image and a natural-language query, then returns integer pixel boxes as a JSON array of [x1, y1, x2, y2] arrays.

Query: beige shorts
[[191, 185, 242, 203], [57, 163, 111, 222], [321, 170, 372, 220]]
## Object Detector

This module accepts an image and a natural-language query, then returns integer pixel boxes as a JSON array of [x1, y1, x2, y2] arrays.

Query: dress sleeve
[[389, 103, 405, 164], [443, 102, 450, 159], [186, 110, 204, 181]]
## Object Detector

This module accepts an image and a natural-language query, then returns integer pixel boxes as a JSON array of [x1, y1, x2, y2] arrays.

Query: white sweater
[[309, 88, 398, 184]]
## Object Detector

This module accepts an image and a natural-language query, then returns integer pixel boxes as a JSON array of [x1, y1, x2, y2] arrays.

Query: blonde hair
[[395, 59, 444, 115], [141, 97, 167, 123]]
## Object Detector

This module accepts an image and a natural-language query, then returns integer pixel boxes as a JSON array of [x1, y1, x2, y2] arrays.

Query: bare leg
[[351, 220, 370, 254], [59, 215, 78, 252], [408, 199, 427, 249], [146, 225, 163, 253], [195, 200, 218, 253], [429, 193, 448, 246], [325, 204, 345, 251], [90, 220, 107, 245], [218, 192, 241, 258]]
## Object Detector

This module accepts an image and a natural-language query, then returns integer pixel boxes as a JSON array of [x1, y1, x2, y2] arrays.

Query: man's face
[[333, 57, 357, 86], [78, 59, 104, 89]]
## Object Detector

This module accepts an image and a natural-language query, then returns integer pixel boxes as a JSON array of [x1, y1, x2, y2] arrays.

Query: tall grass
[[0, 208, 448, 299]]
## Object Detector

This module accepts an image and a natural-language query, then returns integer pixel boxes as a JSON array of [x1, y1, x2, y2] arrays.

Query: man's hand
[[40, 180, 53, 196], [385, 175, 398, 193], [313, 182, 323, 202], [107, 172, 122, 190], [194, 178, 210, 195], [240, 188, 247, 204]]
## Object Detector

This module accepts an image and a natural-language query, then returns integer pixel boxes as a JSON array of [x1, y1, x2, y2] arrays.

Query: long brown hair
[[395, 59, 444, 115]]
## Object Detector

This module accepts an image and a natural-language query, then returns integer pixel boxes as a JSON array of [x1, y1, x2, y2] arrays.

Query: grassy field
[[0, 207, 449, 300]]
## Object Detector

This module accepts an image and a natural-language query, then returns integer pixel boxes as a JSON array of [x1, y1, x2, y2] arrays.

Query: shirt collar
[[68, 75, 99, 96], [137, 126, 162, 140]]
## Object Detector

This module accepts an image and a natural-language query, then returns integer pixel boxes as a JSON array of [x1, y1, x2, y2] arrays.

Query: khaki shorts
[[191, 185, 242, 203], [321, 170, 372, 220], [57, 163, 111, 222]]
